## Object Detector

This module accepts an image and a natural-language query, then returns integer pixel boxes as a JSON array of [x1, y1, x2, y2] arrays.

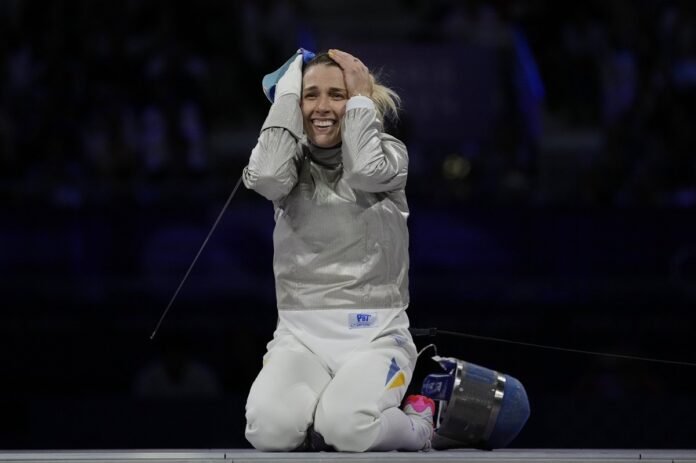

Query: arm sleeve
[[242, 94, 303, 201], [340, 97, 408, 193]]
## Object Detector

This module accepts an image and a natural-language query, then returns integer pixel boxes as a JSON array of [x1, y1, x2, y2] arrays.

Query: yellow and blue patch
[[385, 357, 406, 390]]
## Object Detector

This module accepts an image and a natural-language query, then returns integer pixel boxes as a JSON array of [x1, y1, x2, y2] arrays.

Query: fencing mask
[[421, 355, 530, 449]]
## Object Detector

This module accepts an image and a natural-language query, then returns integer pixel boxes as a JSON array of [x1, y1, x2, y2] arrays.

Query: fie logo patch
[[349, 312, 377, 329]]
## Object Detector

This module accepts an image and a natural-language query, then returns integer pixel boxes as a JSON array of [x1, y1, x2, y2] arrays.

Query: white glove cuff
[[262, 94, 303, 139], [346, 95, 375, 111]]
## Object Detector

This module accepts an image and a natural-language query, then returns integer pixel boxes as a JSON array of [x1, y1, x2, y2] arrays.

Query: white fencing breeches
[[244, 320, 428, 452]]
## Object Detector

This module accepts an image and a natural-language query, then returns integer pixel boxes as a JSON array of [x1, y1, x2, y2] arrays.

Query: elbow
[[244, 169, 294, 200], [255, 175, 294, 200], [342, 164, 406, 192]]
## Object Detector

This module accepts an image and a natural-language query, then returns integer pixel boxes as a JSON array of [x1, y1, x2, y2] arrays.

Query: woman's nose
[[316, 95, 330, 111]]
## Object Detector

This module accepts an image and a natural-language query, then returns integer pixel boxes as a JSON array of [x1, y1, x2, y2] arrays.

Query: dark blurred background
[[2, 0, 696, 450]]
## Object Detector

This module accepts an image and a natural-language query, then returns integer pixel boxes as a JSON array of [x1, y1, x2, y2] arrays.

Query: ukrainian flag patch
[[385, 357, 406, 389]]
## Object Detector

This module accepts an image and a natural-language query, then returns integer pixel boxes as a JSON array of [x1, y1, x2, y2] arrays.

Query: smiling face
[[301, 63, 347, 148]]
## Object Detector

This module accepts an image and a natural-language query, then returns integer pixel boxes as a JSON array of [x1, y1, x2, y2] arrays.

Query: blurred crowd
[[524, 0, 696, 207], [0, 0, 694, 207]]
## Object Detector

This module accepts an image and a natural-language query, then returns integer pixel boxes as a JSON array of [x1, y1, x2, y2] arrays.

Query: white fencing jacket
[[243, 93, 411, 368]]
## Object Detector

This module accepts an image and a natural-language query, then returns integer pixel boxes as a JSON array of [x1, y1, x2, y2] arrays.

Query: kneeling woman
[[242, 48, 434, 452]]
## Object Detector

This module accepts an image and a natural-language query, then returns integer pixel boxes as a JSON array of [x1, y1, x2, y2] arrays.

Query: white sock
[[368, 407, 432, 451]]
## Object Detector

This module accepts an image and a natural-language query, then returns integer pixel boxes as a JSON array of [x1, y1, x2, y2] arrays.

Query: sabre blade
[[150, 174, 244, 340]]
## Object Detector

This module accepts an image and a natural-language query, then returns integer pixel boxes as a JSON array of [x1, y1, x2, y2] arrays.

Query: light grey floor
[[0, 450, 695, 463]]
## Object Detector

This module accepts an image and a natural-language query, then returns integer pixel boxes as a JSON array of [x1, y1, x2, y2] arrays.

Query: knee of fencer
[[314, 401, 379, 452], [245, 404, 306, 451]]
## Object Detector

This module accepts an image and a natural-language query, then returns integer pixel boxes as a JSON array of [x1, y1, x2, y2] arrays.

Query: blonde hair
[[369, 73, 401, 123], [303, 52, 401, 123]]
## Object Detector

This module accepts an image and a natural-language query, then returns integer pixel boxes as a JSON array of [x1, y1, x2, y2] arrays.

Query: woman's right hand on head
[[275, 53, 304, 100]]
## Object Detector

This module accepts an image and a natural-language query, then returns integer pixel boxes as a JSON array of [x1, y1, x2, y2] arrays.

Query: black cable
[[410, 327, 696, 368]]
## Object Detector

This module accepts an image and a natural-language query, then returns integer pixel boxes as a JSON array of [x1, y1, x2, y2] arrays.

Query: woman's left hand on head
[[328, 49, 373, 98]]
